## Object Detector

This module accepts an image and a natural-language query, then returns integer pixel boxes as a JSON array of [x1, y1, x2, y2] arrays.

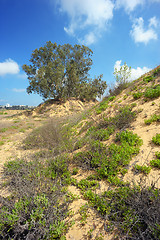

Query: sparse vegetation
[[152, 133, 160, 145], [1, 64, 160, 239], [133, 91, 143, 99], [144, 84, 160, 99], [134, 164, 151, 174], [144, 114, 160, 125]]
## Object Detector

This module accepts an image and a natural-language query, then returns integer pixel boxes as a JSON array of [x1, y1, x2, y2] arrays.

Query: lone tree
[[23, 41, 107, 101], [113, 62, 131, 86]]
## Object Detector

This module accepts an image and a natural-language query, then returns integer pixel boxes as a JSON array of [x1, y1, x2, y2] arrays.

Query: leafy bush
[[133, 91, 143, 100], [84, 186, 160, 239], [98, 105, 136, 130], [144, 114, 160, 125], [143, 75, 153, 83], [153, 66, 160, 77], [134, 164, 151, 174], [150, 159, 160, 169], [0, 156, 71, 239], [144, 85, 160, 99], [150, 152, 160, 169], [95, 96, 115, 114], [152, 134, 160, 145]]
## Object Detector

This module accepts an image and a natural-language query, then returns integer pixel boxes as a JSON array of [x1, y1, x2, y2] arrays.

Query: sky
[[0, 0, 160, 106]]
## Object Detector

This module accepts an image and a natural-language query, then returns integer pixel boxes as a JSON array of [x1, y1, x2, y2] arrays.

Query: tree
[[113, 62, 131, 86], [23, 41, 107, 101]]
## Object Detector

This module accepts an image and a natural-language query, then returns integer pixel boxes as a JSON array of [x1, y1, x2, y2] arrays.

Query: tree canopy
[[23, 41, 107, 101]]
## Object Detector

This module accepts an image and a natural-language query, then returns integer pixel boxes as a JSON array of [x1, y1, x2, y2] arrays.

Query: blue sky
[[0, 0, 160, 106]]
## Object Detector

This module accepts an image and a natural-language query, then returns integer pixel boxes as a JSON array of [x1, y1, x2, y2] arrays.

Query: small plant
[[153, 66, 160, 77], [150, 159, 160, 169], [79, 204, 89, 224], [144, 114, 160, 125], [0, 141, 4, 146], [133, 91, 143, 100], [150, 151, 160, 169], [152, 134, 160, 145], [134, 164, 151, 174], [0, 128, 8, 133], [144, 85, 160, 99], [72, 168, 79, 175], [143, 75, 153, 83]]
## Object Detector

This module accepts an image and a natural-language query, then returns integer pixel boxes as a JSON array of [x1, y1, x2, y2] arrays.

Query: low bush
[[98, 105, 136, 130], [84, 185, 160, 239], [144, 114, 160, 125], [0, 155, 71, 239], [144, 85, 160, 99], [153, 66, 160, 77], [143, 75, 153, 83], [150, 159, 160, 169], [150, 152, 160, 169], [133, 164, 151, 174], [95, 96, 115, 114], [133, 91, 143, 100], [152, 134, 160, 145]]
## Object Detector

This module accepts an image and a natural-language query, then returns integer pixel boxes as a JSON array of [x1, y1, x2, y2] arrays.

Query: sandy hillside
[[0, 66, 160, 239]]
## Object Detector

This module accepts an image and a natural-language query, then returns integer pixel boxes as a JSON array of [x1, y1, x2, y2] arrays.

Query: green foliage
[[73, 130, 142, 186], [144, 85, 160, 99], [155, 151, 160, 159], [143, 75, 153, 83], [87, 127, 115, 141], [0, 157, 71, 239], [144, 114, 160, 125], [0, 141, 4, 146], [113, 62, 131, 86], [84, 186, 160, 239], [79, 204, 89, 224], [150, 159, 160, 169], [152, 134, 160, 145], [95, 96, 115, 114], [153, 66, 160, 77], [134, 164, 151, 174], [0, 128, 8, 133], [77, 179, 99, 192], [150, 151, 160, 169], [133, 91, 143, 100], [23, 41, 107, 101], [72, 168, 79, 175]]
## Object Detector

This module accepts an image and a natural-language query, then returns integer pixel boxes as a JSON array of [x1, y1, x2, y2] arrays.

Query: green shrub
[[133, 91, 143, 100], [0, 157, 71, 239], [150, 159, 160, 169], [144, 85, 160, 99], [150, 152, 160, 169], [153, 67, 160, 77], [0, 141, 4, 146], [155, 151, 160, 159], [96, 100, 109, 114], [134, 164, 151, 174], [143, 75, 153, 83], [152, 134, 160, 145], [144, 114, 160, 125], [84, 186, 160, 239]]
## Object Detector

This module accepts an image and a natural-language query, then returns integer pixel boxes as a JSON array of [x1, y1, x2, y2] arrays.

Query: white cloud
[[115, 0, 144, 12], [12, 88, 26, 93], [149, 16, 159, 28], [0, 59, 20, 76], [114, 60, 151, 81], [57, 0, 114, 44], [130, 17, 158, 44], [130, 66, 151, 80]]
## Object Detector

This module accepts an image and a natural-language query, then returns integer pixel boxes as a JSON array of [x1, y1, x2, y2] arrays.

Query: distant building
[[0, 105, 35, 110]]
